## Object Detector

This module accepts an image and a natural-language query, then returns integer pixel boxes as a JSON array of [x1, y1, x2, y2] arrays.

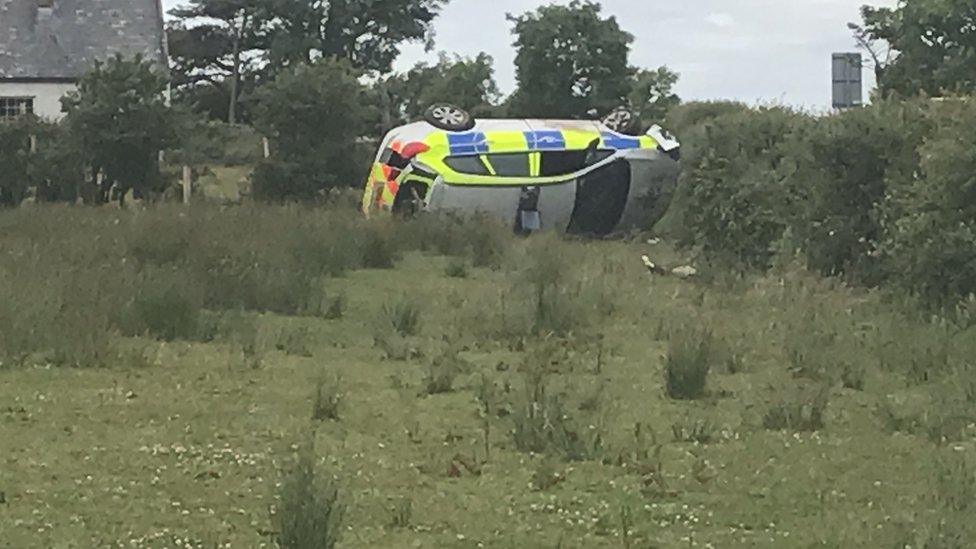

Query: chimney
[[36, 0, 54, 22]]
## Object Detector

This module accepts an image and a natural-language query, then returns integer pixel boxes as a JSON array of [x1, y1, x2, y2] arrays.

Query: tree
[[858, 1, 976, 96], [627, 67, 680, 127], [381, 52, 499, 126], [251, 59, 371, 201], [61, 55, 184, 204], [255, 0, 447, 73], [507, 1, 635, 118], [167, 0, 263, 123]]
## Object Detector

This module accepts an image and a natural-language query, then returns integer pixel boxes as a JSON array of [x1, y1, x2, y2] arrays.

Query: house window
[[0, 97, 34, 119]]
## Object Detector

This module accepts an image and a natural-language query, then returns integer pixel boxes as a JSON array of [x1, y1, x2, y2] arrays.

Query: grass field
[[1, 205, 974, 548]]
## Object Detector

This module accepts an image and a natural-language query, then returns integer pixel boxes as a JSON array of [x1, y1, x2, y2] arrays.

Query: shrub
[[423, 352, 459, 395], [878, 99, 976, 307], [664, 327, 712, 400], [790, 100, 929, 283], [62, 54, 184, 204], [274, 448, 344, 549], [678, 106, 809, 270], [444, 260, 469, 279], [251, 59, 370, 201]]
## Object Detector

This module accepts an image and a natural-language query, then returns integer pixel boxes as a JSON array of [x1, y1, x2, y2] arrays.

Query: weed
[[530, 458, 566, 491], [273, 446, 344, 549], [671, 416, 715, 444], [763, 386, 829, 432], [423, 357, 457, 395], [312, 373, 341, 421], [382, 297, 422, 337], [388, 497, 412, 529], [664, 326, 713, 400], [511, 368, 602, 461], [476, 374, 497, 460], [620, 504, 634, 549]]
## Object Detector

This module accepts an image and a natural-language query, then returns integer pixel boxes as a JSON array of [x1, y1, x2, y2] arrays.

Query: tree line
[[166, 0, 680, 126]]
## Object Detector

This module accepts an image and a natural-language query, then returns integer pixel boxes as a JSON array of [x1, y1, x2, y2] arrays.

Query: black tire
[[424, 103, 475, 132], [601, 107, 641, 135]]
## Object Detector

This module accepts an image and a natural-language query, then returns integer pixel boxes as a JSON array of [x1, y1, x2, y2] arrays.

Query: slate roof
[[0, 0, 167, 81]]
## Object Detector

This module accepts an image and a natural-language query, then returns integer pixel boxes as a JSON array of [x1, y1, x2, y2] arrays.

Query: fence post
[[182, 165, 192, 205], [262, 136, 270, 159]]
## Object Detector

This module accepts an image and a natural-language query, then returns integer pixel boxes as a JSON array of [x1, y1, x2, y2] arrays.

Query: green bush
[[678, 106, 808, 270], [791, 100, 930, 283], [444, 259, 469, 278], [251, 59, 370, 201], [878, 99, 976, 307]]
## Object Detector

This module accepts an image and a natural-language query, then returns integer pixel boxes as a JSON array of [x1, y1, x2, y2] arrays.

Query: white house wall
[[0, 81, 76, 121]]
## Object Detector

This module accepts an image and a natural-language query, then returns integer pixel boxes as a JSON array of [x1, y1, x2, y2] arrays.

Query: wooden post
[[182, 165, 192, 205], [262, 136, 270, 159], [29, 134, 37, 153]]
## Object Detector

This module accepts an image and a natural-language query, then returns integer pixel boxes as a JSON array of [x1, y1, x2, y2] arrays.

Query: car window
[[444, 155, 491, 176], [537, 150, 616, 177], [487, 153, 531, 177]]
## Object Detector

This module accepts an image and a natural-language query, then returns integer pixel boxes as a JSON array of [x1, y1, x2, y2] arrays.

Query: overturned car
[[361, 104, 680, 236]]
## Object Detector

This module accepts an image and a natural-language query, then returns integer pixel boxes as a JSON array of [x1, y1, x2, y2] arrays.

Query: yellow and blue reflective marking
[[524, 130, 565, 150], [439, 129, 654, 157], [447, 132, 489, 155], [600, 131, 641, 150]]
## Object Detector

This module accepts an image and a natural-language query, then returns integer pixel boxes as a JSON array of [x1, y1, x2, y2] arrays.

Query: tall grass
[[664, 326, 713, 400], [0, 204, 496, 368], [273, 447, 344, 549]]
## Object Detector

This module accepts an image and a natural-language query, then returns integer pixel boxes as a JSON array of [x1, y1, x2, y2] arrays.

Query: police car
[[362, 103, 680, 236]]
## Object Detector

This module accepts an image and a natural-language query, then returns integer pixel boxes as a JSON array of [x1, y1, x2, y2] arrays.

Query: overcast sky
[[162, 0, 897, 109]]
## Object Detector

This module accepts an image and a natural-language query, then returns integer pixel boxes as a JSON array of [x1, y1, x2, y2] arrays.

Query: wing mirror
[[647, 125, 680, 161]]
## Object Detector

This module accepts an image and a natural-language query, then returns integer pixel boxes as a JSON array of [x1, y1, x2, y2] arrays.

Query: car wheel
[[602, 107, 641, 135], [424, 103, 475, 132]]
